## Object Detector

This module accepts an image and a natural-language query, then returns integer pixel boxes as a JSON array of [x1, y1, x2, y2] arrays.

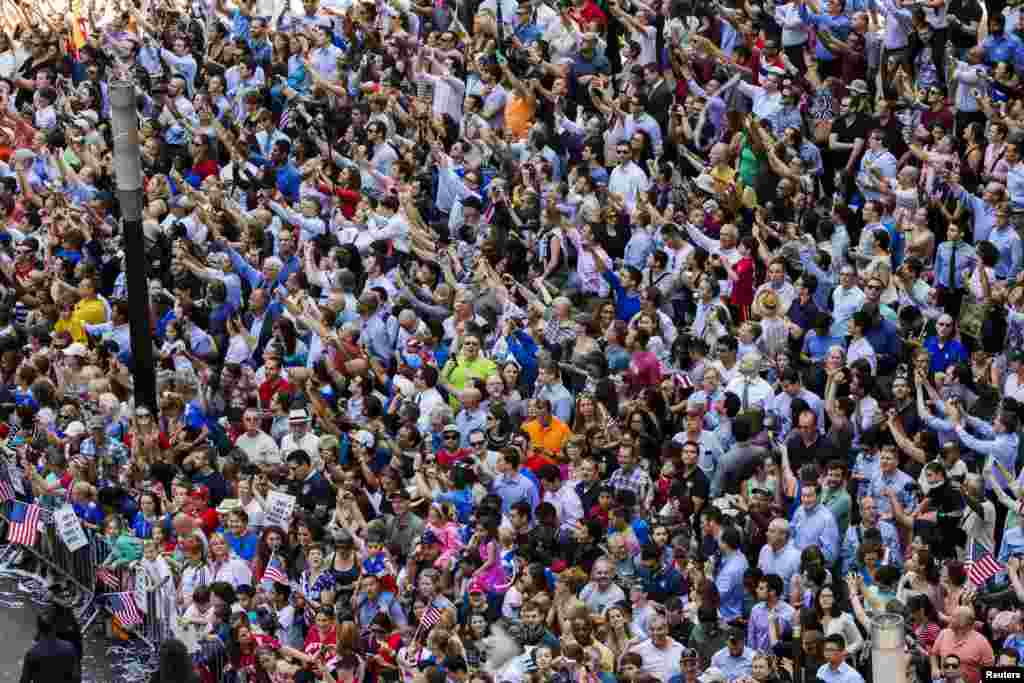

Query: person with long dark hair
[[48, 600, 82, 663], [252, 524, 293, 586], [151, 638, 199, 683]]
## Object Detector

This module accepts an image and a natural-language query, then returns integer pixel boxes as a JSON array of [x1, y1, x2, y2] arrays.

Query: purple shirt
[[747, 600, 796, 651]]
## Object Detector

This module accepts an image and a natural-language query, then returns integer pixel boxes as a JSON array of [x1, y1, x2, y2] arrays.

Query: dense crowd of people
[[9, 0, 1024, 680]]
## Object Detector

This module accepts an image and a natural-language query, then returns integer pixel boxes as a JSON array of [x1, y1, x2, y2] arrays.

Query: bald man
[[930, 606, 993, 683]]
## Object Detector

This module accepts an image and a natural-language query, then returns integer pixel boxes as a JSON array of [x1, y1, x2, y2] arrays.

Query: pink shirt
[[931, 628, 994, 683]]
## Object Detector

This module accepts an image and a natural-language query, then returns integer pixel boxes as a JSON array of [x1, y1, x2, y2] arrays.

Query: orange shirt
[[505, 92, 535, 141], [522, 417, 572, 456]]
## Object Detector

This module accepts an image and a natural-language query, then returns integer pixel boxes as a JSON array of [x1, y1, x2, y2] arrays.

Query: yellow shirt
[[53, 318, 75, 340], [442, 355, 497, 408], [710, 163, 737, 190], [69, 298, 107, 343], [522, 417, 572, 455]]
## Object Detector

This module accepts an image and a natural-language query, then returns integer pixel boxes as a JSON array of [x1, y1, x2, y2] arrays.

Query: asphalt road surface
[[0, 578, 130, 683]]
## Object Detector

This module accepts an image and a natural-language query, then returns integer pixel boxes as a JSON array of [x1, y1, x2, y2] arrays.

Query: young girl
[[467, 513, 507, 595], [737, 321, 762, 360], [498, 526, 518, 587], [425, 504, 464, 573], [654, 457, 679, 510], [159, 320, 193, 373], [526, 645, 556, 683], [179, 585, 214, 646], [755, 293, 789, 359], [151, 524, 175, 557]]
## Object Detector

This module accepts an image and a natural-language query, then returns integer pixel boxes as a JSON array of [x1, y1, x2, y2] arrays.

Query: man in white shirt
[[725, 354, 774, 412], [736, 68, 785, 121], [414, 48, 466, 122], [308, 24, 344, 81], [235, 408, 281, 467], [753, 258, 797, 315], [539, 464, 583, 538], [367, 122, 399, 177], [281, 409, 322, 468], [627, 614, 686, 682], [608, 141, 650, 210], [1004, 352, 1024, 402], [856, 130, 898, 201]]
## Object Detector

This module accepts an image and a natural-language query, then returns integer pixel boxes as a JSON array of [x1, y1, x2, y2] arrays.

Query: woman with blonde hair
[[178, 527, 212, 609], [208, 532, 253, 589], [548, 570, 588, 633]]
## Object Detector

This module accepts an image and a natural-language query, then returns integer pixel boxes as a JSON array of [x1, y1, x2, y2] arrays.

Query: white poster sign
[[53, 505, 88, 553], [264, 490, 296, 532]]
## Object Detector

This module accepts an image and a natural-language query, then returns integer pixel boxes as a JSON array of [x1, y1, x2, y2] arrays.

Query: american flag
[[419, 605, 442, 630], [263, 557, 288, 586], [97, 566, 124, 590], [106, 592, 143, 626], [0, 480, 15, 505], [7, 501, 40, 546], [967, 553, 1005, 586]]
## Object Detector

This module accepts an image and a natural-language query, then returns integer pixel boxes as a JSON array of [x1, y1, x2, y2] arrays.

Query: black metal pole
[[109, 82, 157, 414]]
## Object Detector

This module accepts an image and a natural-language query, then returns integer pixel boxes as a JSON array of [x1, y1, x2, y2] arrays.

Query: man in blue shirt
[[257, 139, 300, 202], [982, 17, 1024, 68], [512, 5, 543, 44], [861, 299, 902, 375], [534, 363, 575, 425], [747, 574, 795, 652], [934, 223, 977, 317], [924, 314, 969, 374], [488, 450, 539, 514], [757, 518, 802, 592], [710, 625, 754, 681], [817, 634, 865, 683], [987, 204, 1024, 280], [791, 482, 840, 564], [841, 495, 902, 574], [799, 0, 852, 66], [714, 526, 749, 621], [596, 250, 642, 321], [948, 402, 1020, 494]]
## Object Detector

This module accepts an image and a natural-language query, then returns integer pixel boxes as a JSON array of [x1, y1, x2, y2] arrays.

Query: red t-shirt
[[731, 256, 756, 307], [259, 377, 294, 406], [525, 453, 557, 474], [571, 0, 606, 27], [190, 159, 220, 183], [436, 447, 471, 468]]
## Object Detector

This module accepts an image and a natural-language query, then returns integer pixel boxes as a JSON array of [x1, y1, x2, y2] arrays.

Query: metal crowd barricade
[[0, 442, 175, 653]]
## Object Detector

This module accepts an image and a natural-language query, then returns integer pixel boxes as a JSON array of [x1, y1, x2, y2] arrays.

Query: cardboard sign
[[53, 505, 88, 553], [264, 490, 296, 532], [7, 463, 23, 495]]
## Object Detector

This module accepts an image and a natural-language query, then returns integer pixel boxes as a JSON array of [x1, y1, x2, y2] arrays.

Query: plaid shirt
[[607, 465, 653, 510], [543, 317, 576, 348]]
